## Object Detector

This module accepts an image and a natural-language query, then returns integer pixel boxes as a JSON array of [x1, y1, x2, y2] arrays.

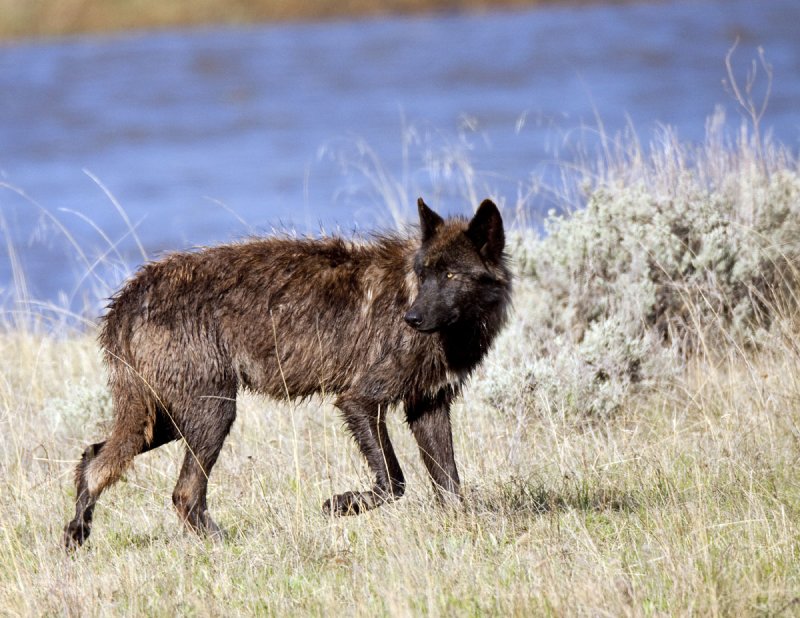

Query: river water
[[1, 0, 798, 310]]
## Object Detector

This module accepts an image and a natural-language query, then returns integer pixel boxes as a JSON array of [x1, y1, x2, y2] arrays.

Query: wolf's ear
[[467, 199, 504, 262], [418, 197, 444, 242]]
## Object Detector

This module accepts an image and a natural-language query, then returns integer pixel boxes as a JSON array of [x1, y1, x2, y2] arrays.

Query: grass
[[1, 280, 799, 615], [0, 0, 643, 40]]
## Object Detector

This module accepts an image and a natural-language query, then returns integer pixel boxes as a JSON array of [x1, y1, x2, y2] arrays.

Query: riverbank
[[1, 0, 647, 39]]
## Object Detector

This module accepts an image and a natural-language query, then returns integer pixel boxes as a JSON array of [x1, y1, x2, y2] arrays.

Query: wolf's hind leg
[[171, 395, 236, 539], [324, 398, 405, 516], [63, 440, 106, 549], [63, 406, 177, 550]]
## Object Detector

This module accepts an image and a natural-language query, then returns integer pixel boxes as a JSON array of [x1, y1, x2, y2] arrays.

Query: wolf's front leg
[[324, 396, 405, 516], [405, 390, 461, 504]]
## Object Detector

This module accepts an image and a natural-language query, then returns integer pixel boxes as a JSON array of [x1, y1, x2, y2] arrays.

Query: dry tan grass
[[0, 0, 627, 39], [0, 272, 798, 616]]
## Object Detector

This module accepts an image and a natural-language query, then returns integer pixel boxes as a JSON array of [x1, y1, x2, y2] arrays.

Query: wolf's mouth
[[405, 321, 439, 334]]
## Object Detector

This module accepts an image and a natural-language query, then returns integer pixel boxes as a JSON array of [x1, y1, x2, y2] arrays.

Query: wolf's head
[[404, 197, 511, 334]]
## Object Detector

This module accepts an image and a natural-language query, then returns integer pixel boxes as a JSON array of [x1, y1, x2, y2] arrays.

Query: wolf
[[64, 197, 511, 549]]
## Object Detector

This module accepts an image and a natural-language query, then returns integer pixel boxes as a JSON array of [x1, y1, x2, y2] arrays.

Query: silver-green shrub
[[506, 118, 800, 418], [44, 377, 111, 436]]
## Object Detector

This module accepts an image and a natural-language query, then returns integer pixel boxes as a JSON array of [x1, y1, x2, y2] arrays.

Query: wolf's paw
[[63, 519, 90, 551], [322, 491, 381, 516], [200, 514, 224, 543]]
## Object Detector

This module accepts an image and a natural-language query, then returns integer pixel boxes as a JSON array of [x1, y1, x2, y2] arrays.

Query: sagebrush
[[509, 113, 800, 417]]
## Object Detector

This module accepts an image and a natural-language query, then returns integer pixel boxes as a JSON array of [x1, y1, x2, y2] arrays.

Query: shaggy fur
[[64, 198, 511, 549]]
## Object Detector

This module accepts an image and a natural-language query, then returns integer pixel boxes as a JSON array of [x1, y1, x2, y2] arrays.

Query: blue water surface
[[0, 0, 798, 307]]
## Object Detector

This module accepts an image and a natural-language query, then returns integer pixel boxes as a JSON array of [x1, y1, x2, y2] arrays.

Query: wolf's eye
[[446, 272, 455, 279]]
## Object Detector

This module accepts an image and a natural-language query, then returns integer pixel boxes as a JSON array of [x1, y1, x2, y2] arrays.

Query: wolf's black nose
[[404, 310, 423, 328]]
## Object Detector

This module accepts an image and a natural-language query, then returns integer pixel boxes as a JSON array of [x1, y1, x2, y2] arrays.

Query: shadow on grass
[[465, 475, 654, 517]]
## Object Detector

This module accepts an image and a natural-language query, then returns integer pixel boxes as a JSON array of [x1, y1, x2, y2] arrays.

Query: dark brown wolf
[[64, 198, 511, 549]]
